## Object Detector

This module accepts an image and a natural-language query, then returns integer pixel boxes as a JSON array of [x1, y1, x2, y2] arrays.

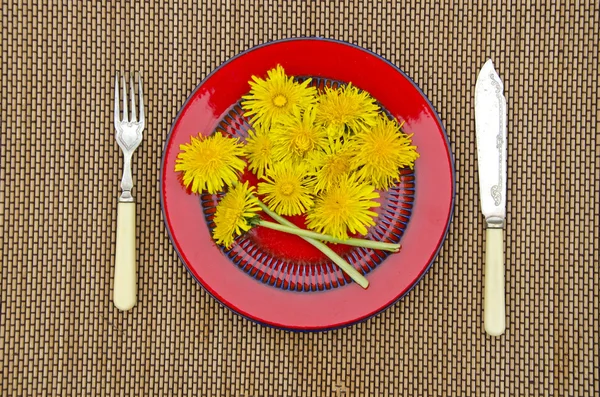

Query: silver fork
[[113, 72, 144, 311]]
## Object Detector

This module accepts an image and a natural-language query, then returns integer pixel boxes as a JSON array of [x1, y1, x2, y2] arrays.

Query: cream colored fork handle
[[114, 202, 137, 311], [484, 228, 505, 336]]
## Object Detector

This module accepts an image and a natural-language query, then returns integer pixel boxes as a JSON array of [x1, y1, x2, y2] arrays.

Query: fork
[[113, 72, 144, 311]]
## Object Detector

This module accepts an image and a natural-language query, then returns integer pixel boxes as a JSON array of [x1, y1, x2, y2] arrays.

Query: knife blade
[[475, 59, 507, 336]]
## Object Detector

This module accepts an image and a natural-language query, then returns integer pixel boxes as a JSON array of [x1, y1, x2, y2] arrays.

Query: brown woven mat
[[1, 1, 598, 396]]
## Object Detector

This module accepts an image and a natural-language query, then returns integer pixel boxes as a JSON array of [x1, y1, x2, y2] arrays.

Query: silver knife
[[475, 59, 507, 336]]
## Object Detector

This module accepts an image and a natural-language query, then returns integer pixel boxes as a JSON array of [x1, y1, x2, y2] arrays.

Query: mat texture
[[1, 1, 598, 396]]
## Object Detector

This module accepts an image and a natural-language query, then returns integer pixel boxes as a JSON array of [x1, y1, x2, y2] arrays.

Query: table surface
[[1, 1, 598, 396]]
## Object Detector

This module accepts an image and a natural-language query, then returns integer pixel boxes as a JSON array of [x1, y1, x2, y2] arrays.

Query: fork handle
[[114, 202, 137, 311]]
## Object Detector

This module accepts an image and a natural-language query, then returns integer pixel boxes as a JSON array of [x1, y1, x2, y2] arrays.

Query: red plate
[[160, 38, 454, 331]]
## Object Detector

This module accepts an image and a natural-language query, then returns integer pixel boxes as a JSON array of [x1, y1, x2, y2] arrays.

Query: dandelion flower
[[241, 65, 317, 128], [175, 132, 246, 194], [270, 105, 328, 163], [258, 160, 314, 216], [352, 116, 420, 190], [212, 182, 262, 248], [315, 83, 380, 139], [244, 125, 274, 179], [306, 139, 356, 193], [306, 174, 380, 240]]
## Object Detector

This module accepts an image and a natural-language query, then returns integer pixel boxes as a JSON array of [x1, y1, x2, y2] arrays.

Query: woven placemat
[[1, 1, 598, 396]]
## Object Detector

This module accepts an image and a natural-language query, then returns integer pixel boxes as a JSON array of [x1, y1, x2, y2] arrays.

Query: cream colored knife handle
[[114, 202, 137, 311], [484, 228, 505, 335]]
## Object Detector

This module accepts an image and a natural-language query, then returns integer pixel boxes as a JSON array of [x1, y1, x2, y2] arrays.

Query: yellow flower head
[[257, 160, 314, 216], [241, 65, 317, 128], [175, 132, 246, 194], [306, 174, 380, 240], [212, 182, 261, 248], [244, 125, 274, 179], [315, 83, 380, 139], [306, 139, 356, 193], [270, 105, 328, 163], [351, 116, 420, 190]]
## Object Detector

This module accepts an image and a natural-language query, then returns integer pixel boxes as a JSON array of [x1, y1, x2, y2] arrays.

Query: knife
[[475, 59, 507, 336]]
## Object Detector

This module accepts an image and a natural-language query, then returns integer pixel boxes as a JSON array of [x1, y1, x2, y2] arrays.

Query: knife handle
[[484, 228, 506, 336], [114, 202, 137, 311]]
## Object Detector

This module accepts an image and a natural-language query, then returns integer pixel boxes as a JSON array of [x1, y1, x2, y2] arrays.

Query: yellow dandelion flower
[[257, 160, 314, 216], [241, 65, 317, 128], [175, 132, 246, 194], [315, 83, 380, 139], [306, 139, 356, 193], [244, 125, 274, 179], [270, 105, 328, 163], [351, 116, 420, 190], [306, 174, 380, 240], [212, 182, 261, 248]]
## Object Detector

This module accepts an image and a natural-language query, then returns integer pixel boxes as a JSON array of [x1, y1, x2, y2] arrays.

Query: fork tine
[[129, 73, 137, 122], [114, 72, 120, 122], [121, 73, 129, 122], [138, 72, 145, 126]]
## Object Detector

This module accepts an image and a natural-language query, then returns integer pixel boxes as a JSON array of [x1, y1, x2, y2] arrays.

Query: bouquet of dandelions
[[175, 65, 419, 289]]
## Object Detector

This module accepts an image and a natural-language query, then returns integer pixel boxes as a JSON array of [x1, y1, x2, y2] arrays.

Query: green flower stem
[[257, 203, 400, 253], [255, 201, 369, 288], [256, 219, 369, 289]]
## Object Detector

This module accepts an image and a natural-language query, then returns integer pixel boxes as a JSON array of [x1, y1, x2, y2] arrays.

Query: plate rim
[[159, 36, 456, 332]]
